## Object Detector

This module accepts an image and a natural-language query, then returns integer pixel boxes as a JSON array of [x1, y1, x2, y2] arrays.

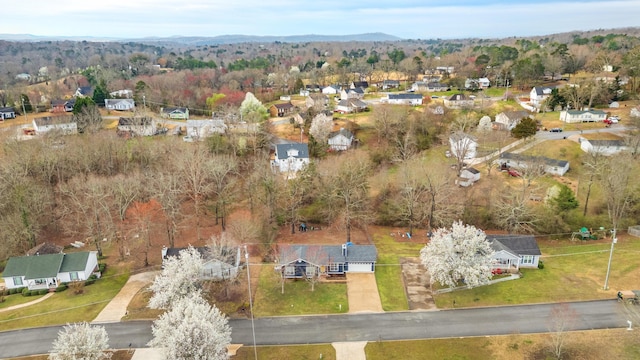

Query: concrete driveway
[[346, 273, 383, 313], [92, 271, 159, 323]]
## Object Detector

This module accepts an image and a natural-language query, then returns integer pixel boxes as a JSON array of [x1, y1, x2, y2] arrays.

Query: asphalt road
[[0, 300, 627, 358]]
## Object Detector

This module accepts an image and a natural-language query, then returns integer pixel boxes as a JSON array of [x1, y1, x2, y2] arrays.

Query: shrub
[[38, 289, 48, 295], [2, 289, 9, 296], [538, 260, 545, 270], [22, 290, 32, 297], [55, 284, 68, 292], [84, 279, 95, 286], [98, 263, 107, 273], [9, 288, 16, 295]]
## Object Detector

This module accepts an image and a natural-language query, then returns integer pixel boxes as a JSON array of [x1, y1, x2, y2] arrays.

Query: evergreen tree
[[511, 117, 538, 139], [552, 184, 579, 211]]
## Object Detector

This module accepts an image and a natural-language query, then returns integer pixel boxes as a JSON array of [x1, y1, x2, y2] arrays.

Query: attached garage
[[347, 262, 374, 273]]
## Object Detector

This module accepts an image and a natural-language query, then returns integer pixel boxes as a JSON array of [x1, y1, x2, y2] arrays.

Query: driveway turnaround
[[92, 271, 159, 323], [347, 273, 383, 313]]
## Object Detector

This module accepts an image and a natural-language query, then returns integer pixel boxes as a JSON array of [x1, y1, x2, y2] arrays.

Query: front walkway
[[0, 292, 55, 313], [92, 271, 159, 323], [346, 273, 383, 313], [333, 341, 367, 360]]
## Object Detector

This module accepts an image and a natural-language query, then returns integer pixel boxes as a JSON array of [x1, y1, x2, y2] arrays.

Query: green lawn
[[253, 265, 348, 317], [373, 232, 424, 311], [366, 338, 495, 360], [0, 292, 46, 309], [0, 269, 129, 331], [233, 344, 336, 360], [434, 238, 640, 308]]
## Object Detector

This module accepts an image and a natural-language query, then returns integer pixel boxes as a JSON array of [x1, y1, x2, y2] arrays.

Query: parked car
[[508, 169, 521, 177], [549, 128, 563, 132]]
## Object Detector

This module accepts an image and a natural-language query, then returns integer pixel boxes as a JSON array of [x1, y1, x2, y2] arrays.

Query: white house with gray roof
[[530, 86, 553, 108], [384, 93, 423, 106], [328, 128, 355, 151], [560, 109, 607, 123], [272, 143, 310, 177], [497, 152, 569, 176], [488, 235, 541, 271], [580, 138, 628, 156], [276, 243, 377, 279]]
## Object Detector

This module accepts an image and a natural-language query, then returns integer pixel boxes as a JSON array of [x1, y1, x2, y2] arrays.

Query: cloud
[[3, 0, 640, 39]]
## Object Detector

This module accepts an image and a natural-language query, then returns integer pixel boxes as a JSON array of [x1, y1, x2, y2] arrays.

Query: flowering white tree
[[309, 113, 333, 144], [148, 293, 232, 360], [420, 221, 494, 288], [239, 92, 268, 121], [149, 246, 204, 309], [50, 322, 111, 360]]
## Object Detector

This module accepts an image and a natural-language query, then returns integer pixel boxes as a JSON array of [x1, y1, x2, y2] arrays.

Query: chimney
[[341, 243, 347, 257]]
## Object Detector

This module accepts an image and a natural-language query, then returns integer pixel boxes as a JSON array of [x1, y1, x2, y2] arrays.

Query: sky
[[2, 0, 640, 40]]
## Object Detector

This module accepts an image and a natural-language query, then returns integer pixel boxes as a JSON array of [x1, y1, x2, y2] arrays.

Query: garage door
[[347, 262, 373, 273]]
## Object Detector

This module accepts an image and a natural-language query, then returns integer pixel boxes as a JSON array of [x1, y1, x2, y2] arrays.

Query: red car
[[508, 169, 521, 177]]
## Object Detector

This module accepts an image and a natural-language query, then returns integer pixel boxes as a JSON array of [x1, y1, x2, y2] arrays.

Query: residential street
[[0, 300, 627, 358]]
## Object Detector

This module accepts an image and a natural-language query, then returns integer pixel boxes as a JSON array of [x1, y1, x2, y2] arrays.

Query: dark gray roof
[[533, 86, 553, 95], [448, 93, 468, 101], [118, 117, 153, 126], [388, 93, 423, 100], [338, 99, 367, 108], [501, 111, 531, 120], [272, 102, 294, 110], [279, 244, 377, 265], [164, 246, 237, 265], [33, 116, 73, 126], [162, 107, 188, 114], [352, 81, 368, 88], [487, 235, 541, 256], [465, 167, 480, 174], [329, 128, 354, 139], [499, 152, 568, 168], [0, 107, 15, 113], [275, 143, 309, 160]]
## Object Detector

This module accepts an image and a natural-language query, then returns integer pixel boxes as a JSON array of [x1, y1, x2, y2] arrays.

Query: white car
[[182, 135, 194, 142]]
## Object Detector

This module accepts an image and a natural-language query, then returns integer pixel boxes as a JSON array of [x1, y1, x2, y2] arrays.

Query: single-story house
[[305, 84, 322, 92], [444, 93, 474, 109], [51, 99, 75, 113], [322, 85, 341, 95], [560, 110, 607, 123], [530, 86, 553, 107], [117, 117, 157, 137], [411, 81, 429, 92], [465, 78, 490, 89], [580, 138, 628, 156], [186, 119, 227, 139], [161, 107, 189, 120], [335, 99, 368, 113], [276, 243, 378, 279], [328, 128, 354, 151], [427, 82, 450, 92], [379, 80, 400, 90], [271, 143, 310, 177], [340, 87, 365, 100], [449, 132, 478, 160], [306, 94, 329, 109], [488, 234, 541, 271], [105, 98, 135, 111], [162, 246, 242, 281], [32, 116, 77, 135], [0, 107, 16, 120], [497, 152, 569, 176], [384, 93, 423, 106], [495, 111, 532, 130], [456, 167, 481, 187], [269, 102, 295, 117], [2, 251, 99, 290], [74, 86, 93, 98], [351, 81, 368, 89]]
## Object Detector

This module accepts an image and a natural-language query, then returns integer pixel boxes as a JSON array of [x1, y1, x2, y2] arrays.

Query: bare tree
[[320, 153, 371, 243], [581, 150, 606, 216], [449, 131, 477, 176], [599, 153, 638, 233], [209, 155, 238, 231], [547, 303, 578, 360], [175, 144, 214, 240], [151, 170, 185, 248]]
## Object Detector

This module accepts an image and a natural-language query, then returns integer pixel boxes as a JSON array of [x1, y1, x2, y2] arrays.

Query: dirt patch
[[400, 257, 437, 311]]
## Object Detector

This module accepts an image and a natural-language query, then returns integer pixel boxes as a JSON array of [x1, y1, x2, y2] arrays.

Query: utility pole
[[603, 228, 617, 290], [21, 97, 28, 123]]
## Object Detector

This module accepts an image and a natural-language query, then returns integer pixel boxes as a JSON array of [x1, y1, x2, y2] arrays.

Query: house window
[[70, 272, 79, 281], [521, 255, 534, 265], [329, 263, 340, 272], [13, 277, 23, 286], [284, 266, 295, 276]]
